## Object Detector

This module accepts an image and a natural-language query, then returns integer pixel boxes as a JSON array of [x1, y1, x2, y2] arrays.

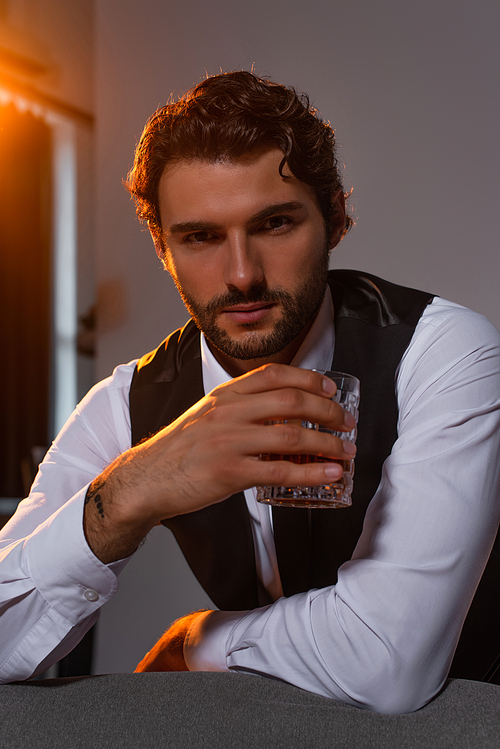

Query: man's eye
[[263, 216, 292, 231], [185, 231, 212, 243]]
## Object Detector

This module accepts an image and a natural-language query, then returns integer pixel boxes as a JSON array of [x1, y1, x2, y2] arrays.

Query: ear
[[149, 224, 171, 272], [149, 223, 164, 260], [328, 190, 346, 250]]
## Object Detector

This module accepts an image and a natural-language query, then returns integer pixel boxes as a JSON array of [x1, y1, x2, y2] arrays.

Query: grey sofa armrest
[[1, 672, 499, 748]]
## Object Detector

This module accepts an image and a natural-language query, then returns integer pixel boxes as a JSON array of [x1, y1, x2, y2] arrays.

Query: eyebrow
[[248, 201, 305, 224], [167, 201, 306, 236]]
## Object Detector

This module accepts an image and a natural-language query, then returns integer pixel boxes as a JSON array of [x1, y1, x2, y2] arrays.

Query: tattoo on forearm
[[85, 482, 105, 519]]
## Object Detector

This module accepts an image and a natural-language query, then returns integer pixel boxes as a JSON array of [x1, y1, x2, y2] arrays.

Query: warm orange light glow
[[0, 94, 53, 499]]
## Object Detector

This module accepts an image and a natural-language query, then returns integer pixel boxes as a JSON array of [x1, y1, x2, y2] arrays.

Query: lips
[[221, 302, 276, 325]]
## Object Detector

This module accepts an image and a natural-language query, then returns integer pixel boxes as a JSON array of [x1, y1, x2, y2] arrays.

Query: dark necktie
[[272, 505, 312, 596]]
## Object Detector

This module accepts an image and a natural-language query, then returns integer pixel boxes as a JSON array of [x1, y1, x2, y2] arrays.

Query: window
[[0, 89, 77, 506]]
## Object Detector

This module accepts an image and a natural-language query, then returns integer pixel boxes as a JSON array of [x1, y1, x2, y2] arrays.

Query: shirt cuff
[[184, 610, 246, 672], [25, 486, 125, 625]]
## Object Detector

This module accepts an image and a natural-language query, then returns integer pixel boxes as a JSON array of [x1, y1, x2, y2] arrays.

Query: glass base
[[256, 481, 352, 509]]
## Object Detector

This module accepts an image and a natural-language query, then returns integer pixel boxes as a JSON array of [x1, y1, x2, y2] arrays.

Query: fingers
[[254, 420, 355, 461], [226, 363, 336, 399], [241, 388, 354, 432], [207, 421, 356, 491], [134, 613, 205, 672], [252, 455, 349, 486], [213, 364, 354, 433]]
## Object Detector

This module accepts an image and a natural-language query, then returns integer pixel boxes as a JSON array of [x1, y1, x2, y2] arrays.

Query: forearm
[[184, 461, 500, 713], [82, 450, 159, 564], [0, 601, 100, 683], [183, 546, 487, 715], [0, 488, 124, 683]]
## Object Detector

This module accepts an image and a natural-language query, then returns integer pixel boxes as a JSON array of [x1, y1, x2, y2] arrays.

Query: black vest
[[129, 270, 500, 683]]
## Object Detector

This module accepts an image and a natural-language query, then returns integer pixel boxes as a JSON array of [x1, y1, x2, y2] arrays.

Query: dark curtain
[[0, 103, 95, 676], [0, 103, 52, 499]]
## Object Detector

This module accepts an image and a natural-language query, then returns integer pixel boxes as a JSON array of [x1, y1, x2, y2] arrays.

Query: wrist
[[184, 609, 242, 672], [83, 451, 158, 564]]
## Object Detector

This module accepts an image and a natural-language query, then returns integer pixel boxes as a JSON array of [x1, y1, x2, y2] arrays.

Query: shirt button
[[84, 588, 99, 602]]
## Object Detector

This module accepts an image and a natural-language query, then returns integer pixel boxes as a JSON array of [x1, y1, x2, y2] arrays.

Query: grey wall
[[92, 0, 500, 673]]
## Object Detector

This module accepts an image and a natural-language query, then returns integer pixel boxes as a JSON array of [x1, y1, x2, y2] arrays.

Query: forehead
[[157, 149, 318, 228]]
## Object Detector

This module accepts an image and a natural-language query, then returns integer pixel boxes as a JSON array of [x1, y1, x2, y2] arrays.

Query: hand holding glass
[[257, 370, 360, 509]]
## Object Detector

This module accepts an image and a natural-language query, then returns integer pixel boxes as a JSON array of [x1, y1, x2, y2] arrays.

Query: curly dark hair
[[126, 71, 353, 249]]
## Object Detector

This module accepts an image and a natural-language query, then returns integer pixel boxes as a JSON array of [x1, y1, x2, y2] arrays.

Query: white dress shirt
[[1, 293, 500, 714]]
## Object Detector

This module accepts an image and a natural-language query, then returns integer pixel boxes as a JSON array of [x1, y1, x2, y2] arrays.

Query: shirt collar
[[201, 286, 335, 394]]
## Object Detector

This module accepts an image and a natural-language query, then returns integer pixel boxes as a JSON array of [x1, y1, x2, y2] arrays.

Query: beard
[[174, 245, 330, 361]]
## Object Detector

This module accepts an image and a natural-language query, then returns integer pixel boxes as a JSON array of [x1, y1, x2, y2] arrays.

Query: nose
[[223, 232, 264, 293]]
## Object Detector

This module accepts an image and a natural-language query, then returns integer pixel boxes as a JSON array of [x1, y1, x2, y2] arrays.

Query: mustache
[[204, 286, 292, 314]]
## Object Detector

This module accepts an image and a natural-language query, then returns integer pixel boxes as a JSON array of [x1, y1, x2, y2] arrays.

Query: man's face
[[156, 149, 344, 375]]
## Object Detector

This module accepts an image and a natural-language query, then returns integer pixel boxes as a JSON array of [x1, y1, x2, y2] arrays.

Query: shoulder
[[398, 297, 500, 412], [77, 360, 138, 413], [328, 269, 434, 327], [50, 360, 140, 460], [409, 297, 500, 360]]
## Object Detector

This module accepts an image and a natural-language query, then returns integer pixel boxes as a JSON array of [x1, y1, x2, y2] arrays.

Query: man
[[1, 72, 500, 714]]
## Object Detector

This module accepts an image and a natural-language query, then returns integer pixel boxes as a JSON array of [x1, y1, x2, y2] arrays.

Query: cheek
[[169, 260, 218, 305], [267, 228, 326, 274], [164, 252, 206, 293]]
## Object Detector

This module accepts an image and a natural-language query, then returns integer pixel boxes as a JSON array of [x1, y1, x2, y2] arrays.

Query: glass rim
[[312, 369, 360, 389]]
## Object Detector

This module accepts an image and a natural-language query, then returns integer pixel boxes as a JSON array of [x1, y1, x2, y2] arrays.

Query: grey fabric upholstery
[[1, 672, 499, 748]]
